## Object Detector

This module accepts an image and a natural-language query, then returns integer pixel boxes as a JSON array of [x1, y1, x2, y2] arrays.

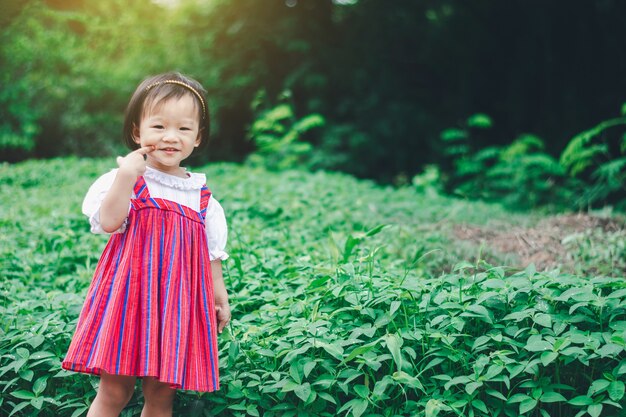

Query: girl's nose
[[162, 130, 179, 141]]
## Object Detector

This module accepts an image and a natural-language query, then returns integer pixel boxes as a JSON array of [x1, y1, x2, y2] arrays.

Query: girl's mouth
[[160, 148, 179, 153]]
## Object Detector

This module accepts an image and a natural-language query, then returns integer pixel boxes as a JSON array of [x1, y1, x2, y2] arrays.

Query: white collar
[[143, 166, 206, 190]]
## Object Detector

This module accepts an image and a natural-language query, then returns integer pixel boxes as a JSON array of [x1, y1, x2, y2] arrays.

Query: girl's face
[[133, 94, 201, 176]]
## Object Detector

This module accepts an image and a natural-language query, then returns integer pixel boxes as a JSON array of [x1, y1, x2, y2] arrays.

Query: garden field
[[1, 158, 625, 417]]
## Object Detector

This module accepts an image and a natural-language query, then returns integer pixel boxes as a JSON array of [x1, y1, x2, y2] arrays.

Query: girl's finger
[[136, 145, 155, 155]]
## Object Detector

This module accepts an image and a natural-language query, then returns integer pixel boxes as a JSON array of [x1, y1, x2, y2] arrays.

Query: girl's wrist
[[117, 166, 140, 181]]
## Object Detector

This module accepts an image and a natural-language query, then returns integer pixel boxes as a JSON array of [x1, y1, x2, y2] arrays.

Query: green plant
[[2, 158, 624, 416], [246, 91, 325, 171], [560, 106, 626, 209], [438, 116, 579, 211]]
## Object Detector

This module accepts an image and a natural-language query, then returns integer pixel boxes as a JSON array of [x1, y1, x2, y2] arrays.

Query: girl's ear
[[195, 128, 203, 147], [132, 124, 141, 144]]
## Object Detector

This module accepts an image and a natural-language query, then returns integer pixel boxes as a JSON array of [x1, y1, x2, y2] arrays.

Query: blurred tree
[[1, 0, 626, 187]]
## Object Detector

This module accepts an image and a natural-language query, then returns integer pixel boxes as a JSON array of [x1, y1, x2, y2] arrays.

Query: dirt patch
[[453, 213, 625, 271]]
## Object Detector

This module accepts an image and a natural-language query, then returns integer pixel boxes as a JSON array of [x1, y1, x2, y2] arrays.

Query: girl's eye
[[180, 127, 191, 131], [152, 125, 164, 129]]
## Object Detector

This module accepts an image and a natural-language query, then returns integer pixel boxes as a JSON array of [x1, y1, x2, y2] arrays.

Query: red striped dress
[[62, 175, 220, 392]]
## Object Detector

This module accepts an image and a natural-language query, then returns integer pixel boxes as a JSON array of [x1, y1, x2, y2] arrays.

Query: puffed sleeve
[[205, 197, 229, 261], [81, 169, 129, 234]]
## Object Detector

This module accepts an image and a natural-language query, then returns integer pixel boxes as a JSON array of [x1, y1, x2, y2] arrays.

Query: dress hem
[[60, 361, 220, 393]]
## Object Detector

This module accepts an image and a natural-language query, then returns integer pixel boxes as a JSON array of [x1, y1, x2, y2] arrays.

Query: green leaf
[[508, 393, 531, 404], [353, 385, 369, 398], [588, 379, 610, 396], [462, 304, 493, 323], [608, 380, 625, 402], [393, 371, 425, 392], [384, 333, 403, 370], [12, 390, 35, 400], [33, 376, 47, 396], [607, 289, 626, 299], [519, 398, 538, 414], [317, 341, 343, 361], [541, 351, 558, 366], [486, 389, 507, 401], [70, 406, 89, 417], [26, 335, 45, 349], [445, 376, 471, 391], [597, 343, 623, 358], [506, 363, 525, 379], [294, 383, 311, 402], [533, 313, 552, 328], [9, 402, 30, 417], [467, 113, 493, 128], [525, 335, 552, 352], [338, 398, 367, 417], [441, 128, 467, 142], [425, 399, 443, 417], [281, 380, 300, 393], [30, 397, 44, 410], [484, 364, 504, 380], [289, 362, 302, 384], [19, 369, 34, 382], [453, 261, 475, 271], [303, 361, 316, 378], [246, 404, 260, 417], [343, 343, 377, 362], [16, 348, 30, 359], [540, 392, 566, 403], [465, 381, 483, 395], [389, 300, 401, 316], [365, 224, 387, 237], [472, 399, 488, 414], [317, 392, 336, 404], [29, 351, 56, 360], [373, 376, 393, 397], [352, 398, 368, 417], [569, 395, 593, 406], [588, 404, 603, 417]]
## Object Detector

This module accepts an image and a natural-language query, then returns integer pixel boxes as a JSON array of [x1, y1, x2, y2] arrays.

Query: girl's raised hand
[[116, 146, 155, 177]]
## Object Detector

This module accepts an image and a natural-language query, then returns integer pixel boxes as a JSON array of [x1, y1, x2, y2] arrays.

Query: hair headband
[[145, 80, 207, 119]]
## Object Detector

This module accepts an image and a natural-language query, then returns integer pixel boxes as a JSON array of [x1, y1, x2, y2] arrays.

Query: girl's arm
[[100, 146, 154, 233], [211, 260, 231, 333]]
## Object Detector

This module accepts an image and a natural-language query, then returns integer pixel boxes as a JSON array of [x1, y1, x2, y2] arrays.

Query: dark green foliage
[[1, 158, 625, 416], [560, 110, 626, 210], [220, 261, 626, 417], [3, 1, 626, 184], [246, 93, 325, 171], [437, 116, 579, 211]]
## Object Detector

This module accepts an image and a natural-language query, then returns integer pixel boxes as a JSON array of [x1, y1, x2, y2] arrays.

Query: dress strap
[[199, 185, 212, 218], [133, 176, 151, 199]]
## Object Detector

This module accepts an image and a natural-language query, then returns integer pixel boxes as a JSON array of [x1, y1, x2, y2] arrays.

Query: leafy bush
[[1, 158, 625, 416], [220, 257, 626, 417], [246, 93, 325, 170], [436, 116, 580, 211], [560, 107, 626, 210], [0, 280, 94, 417]]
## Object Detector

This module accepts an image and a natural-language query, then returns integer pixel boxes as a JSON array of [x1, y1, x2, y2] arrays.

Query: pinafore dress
[[62, 176, 220, 392]]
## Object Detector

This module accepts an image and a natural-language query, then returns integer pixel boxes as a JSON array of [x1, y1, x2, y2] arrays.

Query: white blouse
[[82, 166, 228, 261]]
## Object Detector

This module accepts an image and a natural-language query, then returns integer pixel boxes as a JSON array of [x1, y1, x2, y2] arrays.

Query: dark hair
[[122, 72, 210, 150]]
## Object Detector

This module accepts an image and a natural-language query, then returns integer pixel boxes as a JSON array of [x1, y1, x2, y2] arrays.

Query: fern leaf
[[560, 117, 626, 173]]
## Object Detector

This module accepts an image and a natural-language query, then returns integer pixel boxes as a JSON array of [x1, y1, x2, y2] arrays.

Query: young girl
[[62, 72, 230, 417]]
